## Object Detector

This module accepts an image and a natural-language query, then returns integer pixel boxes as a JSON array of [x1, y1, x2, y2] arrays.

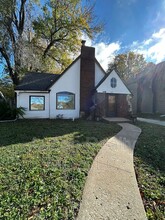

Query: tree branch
[[4, 17, 16, 45], [13, 12, 19, 30], [43, 32, 69, 58], [46, 53, 61, 64], [18, 0, 26, 35], [50, 26, 63, 39], [0, 47, 14, 81]]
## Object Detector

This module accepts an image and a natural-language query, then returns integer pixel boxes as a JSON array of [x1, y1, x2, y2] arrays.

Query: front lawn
[[134, 122, 165, 220], [0, 119, 120, 219]]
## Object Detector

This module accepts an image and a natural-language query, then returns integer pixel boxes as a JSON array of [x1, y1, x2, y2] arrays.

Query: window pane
[[30, 96, 45, 110], [57, 93, 75, 109], [111, 78, 117, 88]]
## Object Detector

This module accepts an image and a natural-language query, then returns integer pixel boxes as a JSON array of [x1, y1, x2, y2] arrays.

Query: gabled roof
[[95, 58, 106, 75], [95, 68, 132, 94], [153, 61, 165, 82], [95, 71, 110, 90], [133, 61, 165, 87], [15, 56, 81, 91], [95, 67, 118, 90], [15, 72, 60, 91], [47, 56, 80, 90]]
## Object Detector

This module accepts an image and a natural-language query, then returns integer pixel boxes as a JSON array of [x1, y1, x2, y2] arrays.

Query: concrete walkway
[[103, 117, 130, 122], [77, 123, 147, 220], [137, 117, 165, 126]]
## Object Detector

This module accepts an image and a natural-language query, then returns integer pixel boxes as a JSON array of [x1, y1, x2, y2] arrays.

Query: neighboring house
[[15, 42, 131, 119], [126, 61, 165, 114]]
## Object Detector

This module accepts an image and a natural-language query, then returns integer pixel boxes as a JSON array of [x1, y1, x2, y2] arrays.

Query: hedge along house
[[15, 41, 131, 119]]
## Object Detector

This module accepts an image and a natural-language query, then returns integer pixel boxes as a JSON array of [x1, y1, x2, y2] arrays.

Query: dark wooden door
[[107, 95, 117, 117]]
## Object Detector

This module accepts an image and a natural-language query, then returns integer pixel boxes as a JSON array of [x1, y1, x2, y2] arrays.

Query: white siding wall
[[16, 92, 50, 118], [96, 70, 131, 94], [49, 59, 80, 119], [95, 62, 105, 86]]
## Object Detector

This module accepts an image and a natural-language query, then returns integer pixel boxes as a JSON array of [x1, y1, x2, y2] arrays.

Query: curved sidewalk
[[137, 117, 165, 126], [77, 123, 147, 220]]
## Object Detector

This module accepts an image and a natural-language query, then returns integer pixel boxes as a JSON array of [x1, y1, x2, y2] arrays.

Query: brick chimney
[[80, 40, 95, 115]]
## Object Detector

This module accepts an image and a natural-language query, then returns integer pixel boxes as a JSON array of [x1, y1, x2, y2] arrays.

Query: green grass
[[137, 113, 165, 121], [0, 119, 120, 219], [134, 122, 165, 220]]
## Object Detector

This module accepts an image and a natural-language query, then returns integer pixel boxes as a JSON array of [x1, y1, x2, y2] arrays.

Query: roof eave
[[95, 68, 132, 95], [15, 90, 50, 93], [95, 58, 106, 75]]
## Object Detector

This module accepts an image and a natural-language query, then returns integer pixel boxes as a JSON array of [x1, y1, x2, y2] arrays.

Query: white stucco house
[[15, 41, 131, 119]]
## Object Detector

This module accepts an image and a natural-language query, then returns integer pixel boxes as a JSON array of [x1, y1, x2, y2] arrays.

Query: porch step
[[103, 117, 130, 122]]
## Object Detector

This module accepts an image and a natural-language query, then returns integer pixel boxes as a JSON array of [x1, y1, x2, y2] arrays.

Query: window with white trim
[[29, 96, 45, 111], [56, 92, 75, 110]]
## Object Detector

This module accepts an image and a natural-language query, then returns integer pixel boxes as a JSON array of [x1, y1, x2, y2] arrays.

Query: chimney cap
[[81, 40, 86, 46]]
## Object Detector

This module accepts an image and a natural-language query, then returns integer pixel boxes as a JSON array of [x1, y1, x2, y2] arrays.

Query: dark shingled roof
[[15, 72, 60, 91], [15, 56, 81, 91]]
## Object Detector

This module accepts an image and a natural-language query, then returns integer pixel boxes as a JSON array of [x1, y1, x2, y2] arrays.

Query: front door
[[107, 95, 117, 117]]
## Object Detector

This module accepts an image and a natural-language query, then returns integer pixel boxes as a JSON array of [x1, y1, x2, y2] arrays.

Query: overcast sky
[[84, 0, 165, 70]]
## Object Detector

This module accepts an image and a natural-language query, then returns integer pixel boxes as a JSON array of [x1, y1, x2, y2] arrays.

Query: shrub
[[0, 100, 25, 120]]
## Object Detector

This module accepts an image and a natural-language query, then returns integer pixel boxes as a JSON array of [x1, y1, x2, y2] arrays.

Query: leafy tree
[[33, 0, 103, 71], [0, 78, 14, 100], [0, 0, 103, 86], [107, 52, 147, 80]]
